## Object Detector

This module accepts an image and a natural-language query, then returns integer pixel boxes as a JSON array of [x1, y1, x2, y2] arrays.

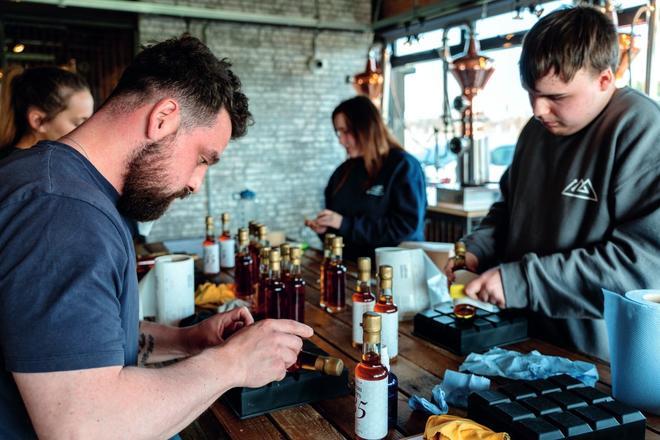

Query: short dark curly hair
[[105, 34, 252, 139], [520, 6, 618, 91]]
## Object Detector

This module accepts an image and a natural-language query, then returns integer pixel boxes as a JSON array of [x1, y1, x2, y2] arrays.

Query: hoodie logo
[[366, 185, 384, 196], [562, 178, 598, 202]]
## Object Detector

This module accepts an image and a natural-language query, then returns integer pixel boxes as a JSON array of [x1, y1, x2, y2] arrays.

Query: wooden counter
[[180, 249, 660, 440]]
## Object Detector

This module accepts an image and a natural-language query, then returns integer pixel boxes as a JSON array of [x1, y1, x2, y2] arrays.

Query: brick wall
[[138, 0, 373, 247]]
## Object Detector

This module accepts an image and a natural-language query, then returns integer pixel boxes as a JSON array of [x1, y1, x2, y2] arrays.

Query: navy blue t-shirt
[[0, 141, 139, 438], [325, 148, 427, 260]]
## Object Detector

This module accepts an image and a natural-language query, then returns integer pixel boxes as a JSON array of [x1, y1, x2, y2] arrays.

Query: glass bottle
[[287, 351, 344, 376], [450, 241, 477, 317], [250, 224, 269, 283], [319, 233, 336, 308], [352, 257, 376, 348], [355, 312, 388, 440], [255, 246, 271, 320], [287, 246, 306, 323], [381, 346, 398, 430], [324, 236, 346, 313], [219, 212, 235, 269], [374, 265, 398, 362], [265, 249, 287, 319], [202, 215, 220, 277], [280, 242, 291, 276], [234, 228, 254, 306]]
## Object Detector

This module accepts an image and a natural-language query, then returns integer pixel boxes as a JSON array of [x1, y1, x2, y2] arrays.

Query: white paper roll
[[604, 289, 660, 415], [375, 247, 428, 320], [154, 255, 195, 325]]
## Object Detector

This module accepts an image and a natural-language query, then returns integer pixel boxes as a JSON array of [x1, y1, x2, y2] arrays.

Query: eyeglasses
[[334, 128, 351, 138]]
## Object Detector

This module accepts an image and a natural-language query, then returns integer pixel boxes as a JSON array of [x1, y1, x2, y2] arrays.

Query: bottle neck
[[357, 279, 371, 293], [222, 222, 230, 235], [290, 262, 302, 275], [361, 339, 382, 365], [378, 287, 393, 302], [330, 251, 343, 262]]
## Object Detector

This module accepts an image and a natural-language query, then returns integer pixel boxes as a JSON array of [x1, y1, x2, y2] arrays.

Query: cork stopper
[[324, 233, 336, 248], [238, 228, 249, 244], [455, 241, 466, 257], [331, 236, 343, 252], [258, 224, 268, 239], [316, 355, 344, 376], [221, 212, 230, 222], [269, 249, 281, 263], [280, 243, 291, 259], [362, 311, 381, 344], [378, 265, 393, 289], [205, 215, 214, 226], [260, 246, 272, 259], [290, 246, 302, 265], [357, 257, 371, 282]]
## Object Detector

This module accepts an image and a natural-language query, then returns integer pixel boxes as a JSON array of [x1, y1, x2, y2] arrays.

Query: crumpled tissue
[[459, 347, 598, 387], [408, 370, 491, 414]]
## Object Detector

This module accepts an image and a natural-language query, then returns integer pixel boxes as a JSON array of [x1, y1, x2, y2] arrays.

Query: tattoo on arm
[[138, 333, 155, 366]]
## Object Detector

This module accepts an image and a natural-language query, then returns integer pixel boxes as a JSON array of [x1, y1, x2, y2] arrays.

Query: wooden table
[[181, 249, 660, 440]]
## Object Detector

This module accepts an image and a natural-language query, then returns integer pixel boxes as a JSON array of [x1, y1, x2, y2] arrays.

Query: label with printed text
[[355, 376, 387, 439], [380, 311, 398, 358], [220, 239, 235, 268], [352, 300, 375, 344], [203, 243, 220, 274]]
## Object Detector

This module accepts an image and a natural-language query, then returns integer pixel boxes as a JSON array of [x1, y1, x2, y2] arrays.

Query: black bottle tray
[[413, 302, 528, 355], [223, 339, 350, 419], [467, 375, 646, 439]]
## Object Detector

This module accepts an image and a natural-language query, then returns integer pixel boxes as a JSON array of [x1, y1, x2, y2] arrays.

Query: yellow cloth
[[195, 282, 236, 307], [450, 284, 466, 299], [424, 415, 510, 440]]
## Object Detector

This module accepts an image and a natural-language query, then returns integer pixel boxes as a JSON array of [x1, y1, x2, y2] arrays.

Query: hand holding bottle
[[184, 306, 255, 356], [443, 250, 479, 282], [221, 319, 314, 388]]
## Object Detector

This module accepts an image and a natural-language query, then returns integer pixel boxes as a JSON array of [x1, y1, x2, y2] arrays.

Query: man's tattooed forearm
[[138, 333, 155, 365]]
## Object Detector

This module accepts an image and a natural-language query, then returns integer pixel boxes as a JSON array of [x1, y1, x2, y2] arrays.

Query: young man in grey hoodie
[[445, 6, 660, 360]]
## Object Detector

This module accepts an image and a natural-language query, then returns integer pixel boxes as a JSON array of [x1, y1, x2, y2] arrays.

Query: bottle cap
[[357, 257, 371, 282], [378, 265, 393, 289], [280, 243, 291, 258], [221, 212, 230, 222], [324, 233, 336, 248], [331, 236, 343, 250], [260, 246, 271, 259], [258, 224, 268, 239], [205, 215, 214, 225], [269, 249, 281, 263], [455, 241, 466, 257], [290, 246, 302, 259], [238, 228, 249, 243], [362, 312, 381, 344], [317, 356, 344, 376]]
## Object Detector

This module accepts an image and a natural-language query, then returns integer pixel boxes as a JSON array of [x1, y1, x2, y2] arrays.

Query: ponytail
[[0, 66, 25, 150]]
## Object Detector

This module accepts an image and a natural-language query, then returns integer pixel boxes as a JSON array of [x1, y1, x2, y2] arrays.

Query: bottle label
[[203, 243, 220, 274], [380, 311, 398, 358], [220, 238, 235, 268], [352, 300, 375, 344], [355, 376, 388, 439]]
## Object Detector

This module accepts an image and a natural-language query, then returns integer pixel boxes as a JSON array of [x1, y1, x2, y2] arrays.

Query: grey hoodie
[[463, 87, 660, 360]]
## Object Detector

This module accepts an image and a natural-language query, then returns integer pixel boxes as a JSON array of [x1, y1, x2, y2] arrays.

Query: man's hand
[[464, 267, 506, 308], [443, 251, 479, 283], [184, 306, 254, 356], [221, 319, 314, 388]]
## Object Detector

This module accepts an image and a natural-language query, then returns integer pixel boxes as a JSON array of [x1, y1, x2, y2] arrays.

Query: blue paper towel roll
[[603, 289, 660, 415]]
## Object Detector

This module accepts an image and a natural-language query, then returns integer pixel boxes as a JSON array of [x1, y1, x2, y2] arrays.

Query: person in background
[[444, 6, 660, 360], [306, 95, 427, 260], [0, 66, 94, 159], [0, 35, 312, 438]]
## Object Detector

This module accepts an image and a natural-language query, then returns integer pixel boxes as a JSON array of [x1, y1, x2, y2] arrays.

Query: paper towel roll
[[155, 255, 195, 325], [604, 289, 660, 415]]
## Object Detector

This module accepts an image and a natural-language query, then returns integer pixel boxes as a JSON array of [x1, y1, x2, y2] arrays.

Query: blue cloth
[[408, 369, 490, 414], [324, 148, 427, 260], [0, 142, 139, 438], [459, 347, 598, 387]]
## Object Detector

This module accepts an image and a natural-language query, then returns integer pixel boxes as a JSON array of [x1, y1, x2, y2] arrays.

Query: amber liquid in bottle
[[374, 265, 398, 363], [287, 248, 306, 323], [202, 216, 220, 277], [265, 250, 288, 319], [352, 257, 376, 348], [355, 312, 388, 440], [319, 233, 335, 308], [255, 247, 271, 320], [325, 236, 346, 313], [234, 228, 254, 305]]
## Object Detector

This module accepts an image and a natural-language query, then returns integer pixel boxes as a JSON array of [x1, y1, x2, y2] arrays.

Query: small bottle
[[374, 265, 398, 362], [250, 224, 269, 283], [280, 243, 291, 276], [287, 246, 306, 323], [453, 241, 468, 271], [234, 228, 254, 304], [324, 236, 346, 314], [352, 257, 376, 348], [255, 246, 271, 320], [381, 346, 398, 430], [319, 233, 336, 308], [287, 351, 344, 375], [202, 215, 220, 277], [355, 312, 388, 440], [219, 212, 235, 269], [450, 241, 478, 318], [265, 249, 287, 319]]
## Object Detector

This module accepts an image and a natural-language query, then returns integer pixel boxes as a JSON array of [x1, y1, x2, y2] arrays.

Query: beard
[[117, 135, 192, 221]]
